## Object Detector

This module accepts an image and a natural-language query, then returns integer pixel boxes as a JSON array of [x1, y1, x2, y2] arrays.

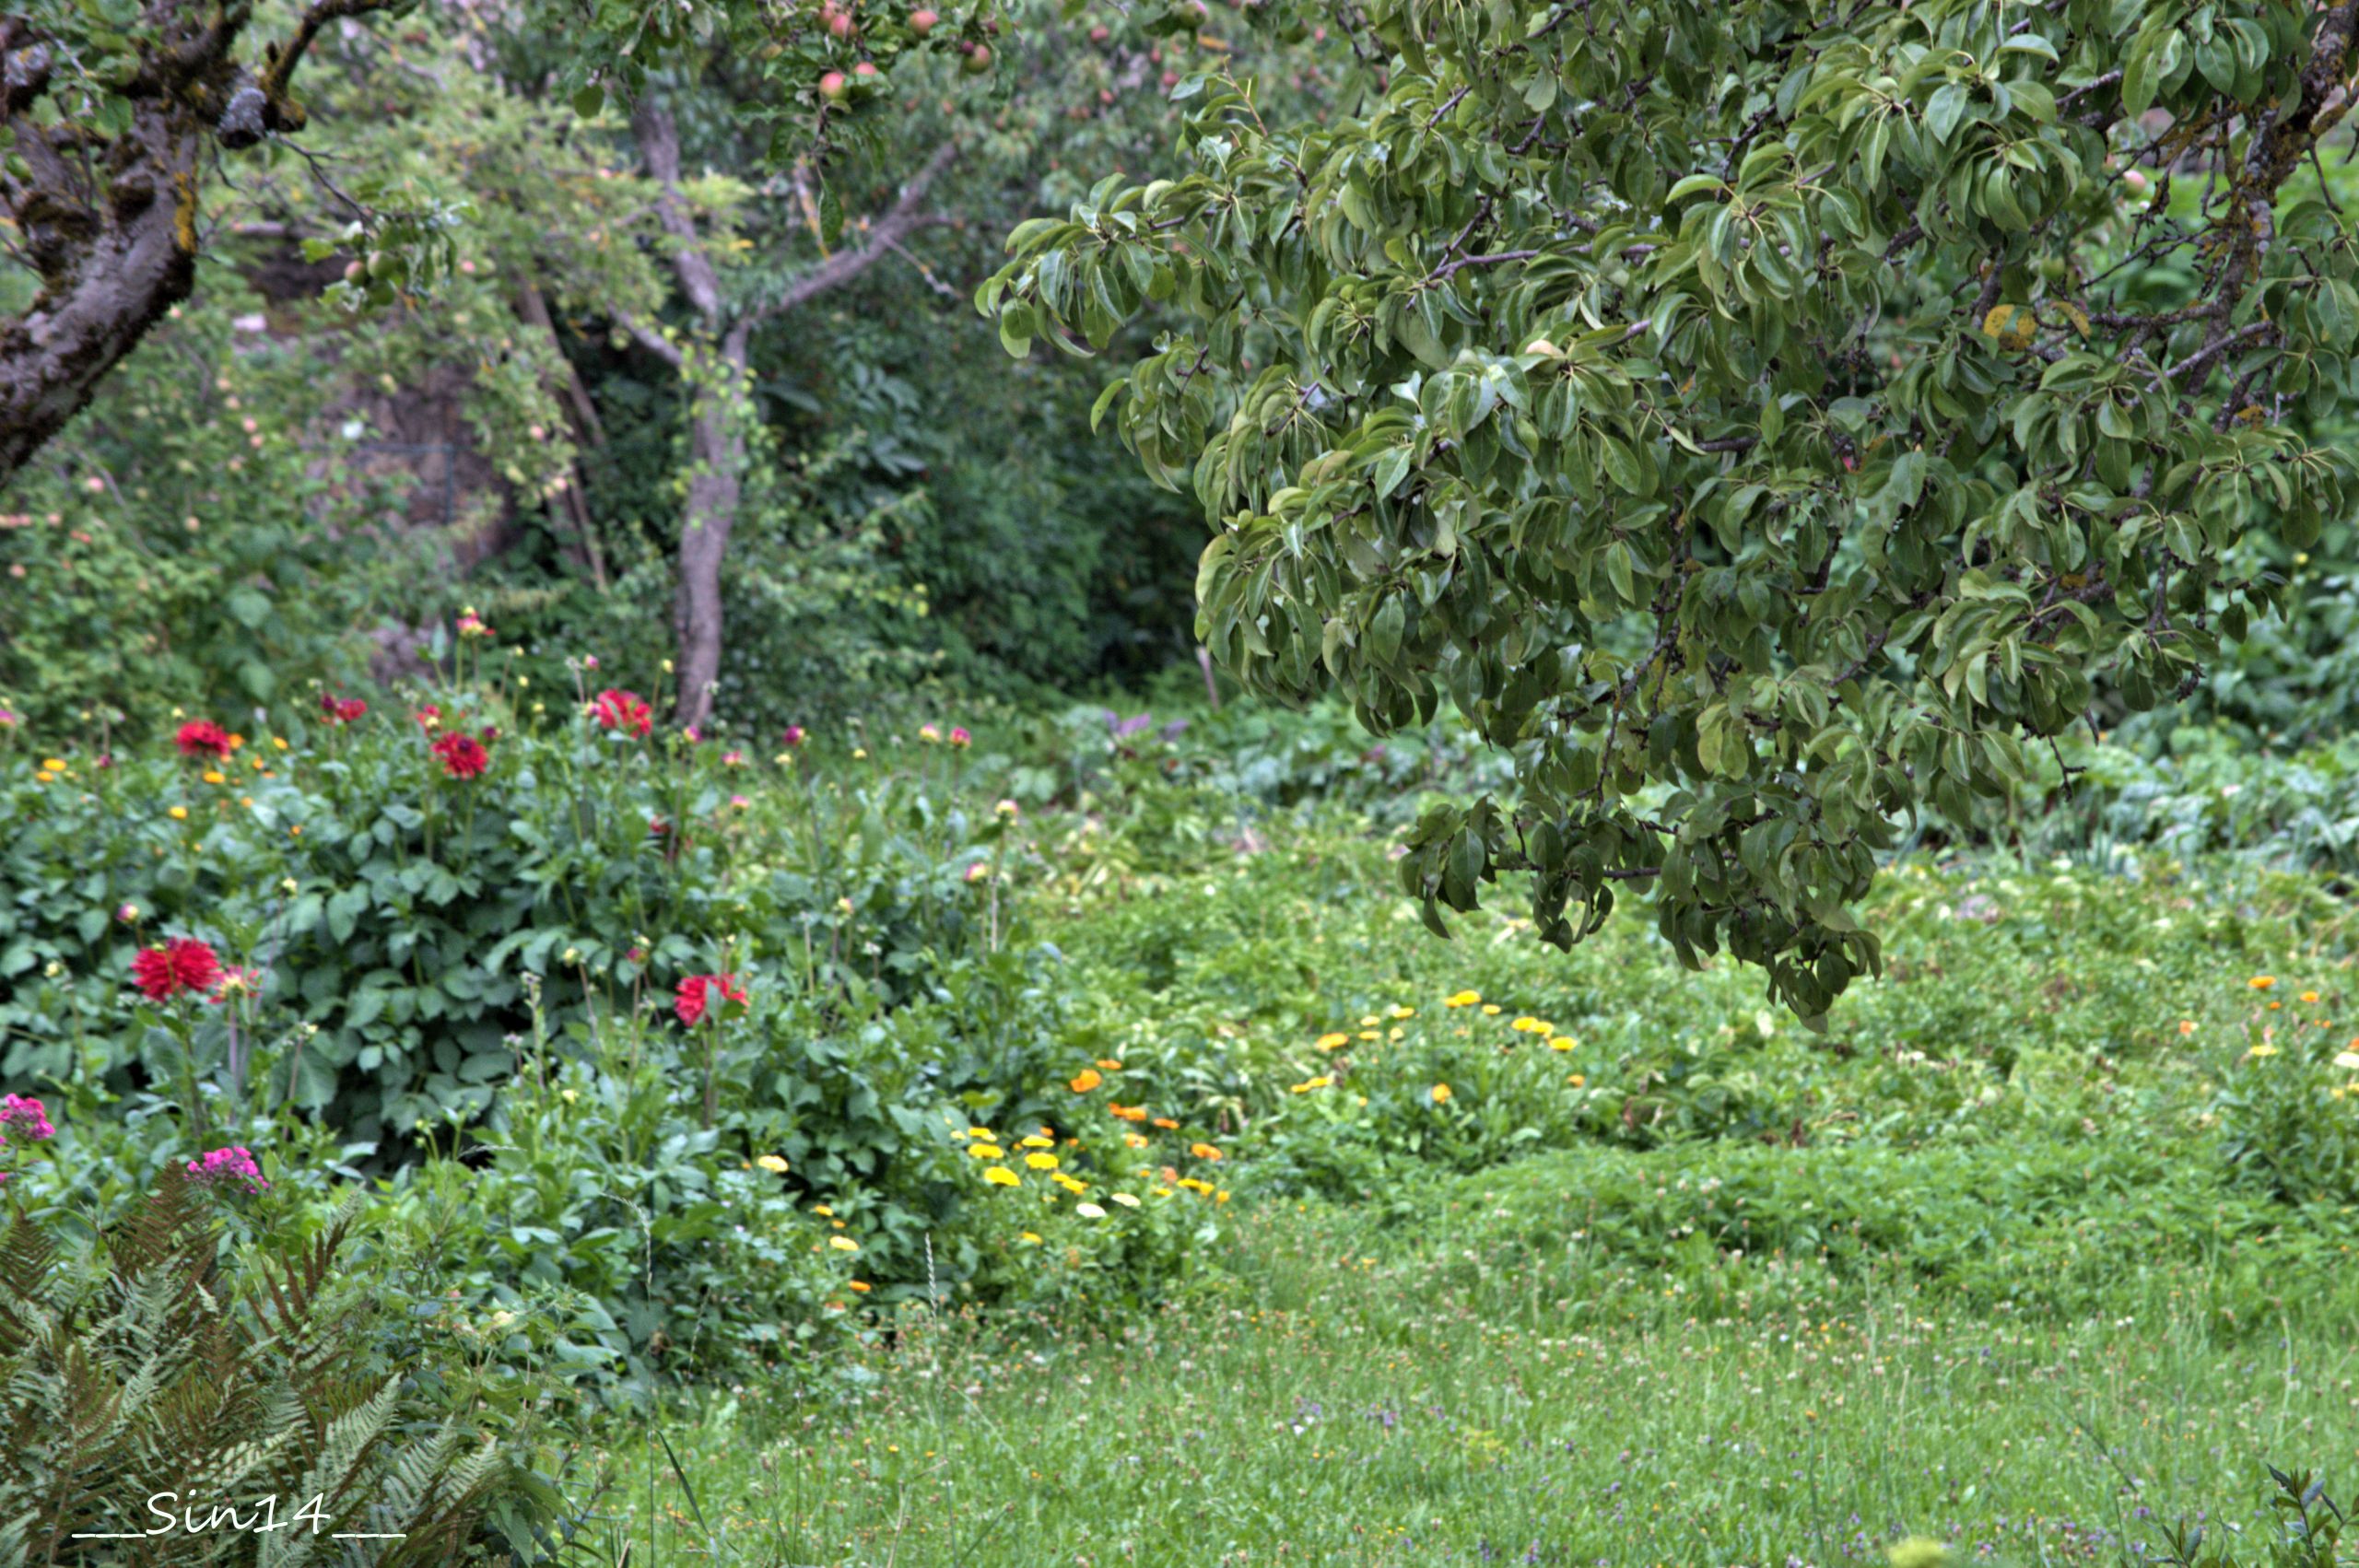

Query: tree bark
[[630, 93, 958, 728]]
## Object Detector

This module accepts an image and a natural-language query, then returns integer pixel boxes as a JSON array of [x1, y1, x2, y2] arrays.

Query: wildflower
[[1176, 1176, 1213, 1194], [1152, 1116, 1179, 1129], [852, 747, 867, 759], [1074, 1201, 1107, 1219], [185, 1146, 268, 1192], [1070, 1069, 1103, 1094], [430, 731, 490, 779], [1510, 1015, 1547, 1033], [919, 724, 941, 743], [675, 972, 748, 1026], [411, 705, 441, 730], [456, 609, 493, 639], [1124, 1131, 1149, 1147], [592, 688, 654, 738], [1549, 1036, 1577, 1052], [1290, 1076, 1332, 1094], [1020, 1134, 1055, 1149], [1053, 1172, 1086, 1193], [968, 1143, 1006, 1159], [848, 1280, 872, 1293], [828, 1235, 860, 1253], [1026, 1152, 1061, 1171], [949, 726, 971, 747], [167, 805, 189, 821], [2250, 976, 2277, 990], [1020, 1230, 1043, 1244], [1189, 1141, 1223, 1161], [2247, 1044, 2280, 1059], [983, 1165, 1021, 1187], [1317, 1032, 1351, 1050], [1431, 1082, 1453, 1105], [319, 692, 368, 723], [966, 1126, 996, 1139], [117, 903, 139, 923], [2302, 990, 2322, 1003], [2178, 1020, 2197, 1035], [813, 1204, 834, 1216], [174, 720, 233, 758], [1481, 1003, 1502, 1015], [0, 1094, 55, 1141], [780, 725, 806, 747], [1389, 1004, 1414, 1020], [1095, 1058, 1122, 1072], [207, 966, 263, 1002], [756, 1154, 791, 1174], [1445, 989, 1481, 1007], [996, 799, 1020, 821], [132, 938, 221, 1001], [1566, 1073, 1586, 1087]]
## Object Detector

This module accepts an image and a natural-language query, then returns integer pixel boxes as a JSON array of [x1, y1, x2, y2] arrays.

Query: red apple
[[853, 59, 878, 75], [1160, 68, 1179, 87], [819, 69, 849, 99], [909, 6, 937, 32], [1088, 23, 1109, 41], [963, 41, 992, 70], [826, 6, 854, 37]]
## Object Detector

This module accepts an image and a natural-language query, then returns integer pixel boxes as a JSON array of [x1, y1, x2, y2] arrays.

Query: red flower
[[412, 705, 442, 730], [319, 691, 368, 724], [174, 720, 232, 759], [593, 688, 654, 739], [132, 938, 222, 1002], [779, 725, 806, 747], [675, 973, 748, 1027], [430, 731, 490, 779]]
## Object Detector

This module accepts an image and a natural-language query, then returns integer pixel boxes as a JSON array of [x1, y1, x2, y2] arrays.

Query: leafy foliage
[[986, 0, 2359, 1020]]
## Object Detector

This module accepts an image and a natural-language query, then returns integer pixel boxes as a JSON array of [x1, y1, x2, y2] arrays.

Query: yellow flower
[[1020, 1133, 1055, 1149], [168, 806, 189, 821], [1445, 990, 1481, 1008], [1052, 1172, 1086, 1193], [812, 1204, 834, 1216], [754, 1153, 789, 1175], [202, 769, 226, 785], [1357, 1029, 1379, 1042], [1069, 1069, 1103, 1094], [32, 770, 53, 785], [1566, 1072, 1586, 1087], [2302, 990, 2322, 1003], [1549, 1036, 1577, 1052], [272, 737, 288, 751], [1480, 1003, 1502, 1015], [1358, 1014, 1379, 1027], [1317, 1032, 1351, 1050], [1074, 1201, 1107, 1219], [1388, 1004, 1415, 1020], [1026, 1151, 1061, 1171], [966, 1126, 996, 1139], [983, 1166, 1021, 1187], [1431, 1082, 1453, 1105], [1176, 1176, 1213, 1194], [2333, 1050, 2359, 1071], [1110, 1191, 1141, 1208], [1189, 1141, 1224, 1161], [848, 1280, 872, 1293], [2250, 976, 2277, 990], [1020, 1230, 1043, 1244], [2247, 1044, 2280, 1059], [40, 758, 66, 773], [968, 1143, 1006, 1160], [1290, 1076, 1332, 1094], [828, 1235, 860, 1253]]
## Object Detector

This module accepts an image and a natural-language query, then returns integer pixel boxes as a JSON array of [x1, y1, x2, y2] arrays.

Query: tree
[[983, 0, 2359, 1019], [0, 0, 958, 493]]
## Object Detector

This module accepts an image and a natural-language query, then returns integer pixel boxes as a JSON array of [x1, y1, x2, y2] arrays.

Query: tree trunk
[[672, 326, 750, 731]]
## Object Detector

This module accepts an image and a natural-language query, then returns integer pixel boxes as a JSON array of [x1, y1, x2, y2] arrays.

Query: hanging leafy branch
[[982, 0, 2359, 1021]]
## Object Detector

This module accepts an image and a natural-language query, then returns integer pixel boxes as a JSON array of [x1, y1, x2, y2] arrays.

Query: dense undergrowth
[[3, 682, 2358, 1563]]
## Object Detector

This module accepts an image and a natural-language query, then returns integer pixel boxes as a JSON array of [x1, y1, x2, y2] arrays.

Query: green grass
[[587, 1193, 2359, 1566], [544, 811, 2359, 1567]]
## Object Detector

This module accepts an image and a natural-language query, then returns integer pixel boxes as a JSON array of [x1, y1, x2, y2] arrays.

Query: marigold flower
[[1095, 1059, 1122, 1072], [1026, 1152, 1061, 1171], [174, 720, 233, 759], [1290, 1076, 1332, 1094], [968, 1144, 1006, 1160], [1317, 1032, 1351, 1050], [1152, 1117, 1179, 1129], [674, 972, 748, 1026], [1109, 1103, 1146, 1121], [1189, 1141, 1223, 1161], [1549, 1036, 1578, 1052], [132, 938, 221, 1001], [1069, 1069, 1104, 1094], [1431, 1082, 1453, 1105], [2301, 990, 2321, 1004], [983, 1165, 1021, 1187], [1445, 989, 1481, 1007], [1124, 1132, 1149, 1148], [430, 731, 490, 779], [828, 1235, 860, 1253], [756, 1154, 790, 1174], [2249, 976, 2277, 990], [1020, 1230, 1043, 1244], [592, 688, 654, 739], [1019, 1134, 1055, 1149]]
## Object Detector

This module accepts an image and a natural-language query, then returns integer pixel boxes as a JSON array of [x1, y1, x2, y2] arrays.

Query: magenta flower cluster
[[0, 1094, 54, 1142], [186, 1146, 269, 1192]]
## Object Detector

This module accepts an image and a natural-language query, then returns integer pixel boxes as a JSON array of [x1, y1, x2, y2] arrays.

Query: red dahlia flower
[[132, 938, 222, 1001], [430, 731, 490, 779], [174, 720, 233, 759], [319, 691, 368, 724], [675, 972, 748, 1026], [593, 688, 654, 739]]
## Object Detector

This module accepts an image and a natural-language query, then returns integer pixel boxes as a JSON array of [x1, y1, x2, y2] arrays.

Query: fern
[[0, 1167, 559, 1566]]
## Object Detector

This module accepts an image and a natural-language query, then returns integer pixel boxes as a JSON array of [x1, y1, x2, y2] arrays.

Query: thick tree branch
[[748, 140, 961, 323]]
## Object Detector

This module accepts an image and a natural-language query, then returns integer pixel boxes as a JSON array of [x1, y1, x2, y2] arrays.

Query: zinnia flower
[[430, 731, 490, 779], [1069, 1069, 1103, 1094], [593, 688, 654, 738], [174, 720, 233, 759], [132, 938, 221, 1001], [675, 972, 748, 1026]]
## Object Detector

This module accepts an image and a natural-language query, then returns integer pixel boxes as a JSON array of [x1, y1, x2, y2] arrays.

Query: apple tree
[[981, 0, 2359, 1019]]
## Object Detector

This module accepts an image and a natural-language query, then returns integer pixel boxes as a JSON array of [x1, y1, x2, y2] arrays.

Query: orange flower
[[1153, 1117, 1179, 1129], [1189, 1141, 1223, 1162], [1095, 1058, 1123, 1072], [1109, 1102, 1147, 1122], [1070, 1068, 1104, 1094], [1124, 1131, 1149, 1148], [848, 1280, 872, 1293]]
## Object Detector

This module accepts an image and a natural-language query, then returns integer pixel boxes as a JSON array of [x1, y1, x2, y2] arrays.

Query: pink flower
[[116, 903, 140, 924], [174, 720, 233, 759], [593, 688, 653, 739], [722, 750, 745, 767], [675, 973, 748, 1026], [0, 1094, 55, 1142], [185, 1146, 269, 1192], [949, 726, 971, 748], [682, 724, 703, 743], [780, 725, 806, 747], [0, 708, 18, 729], [430, 731, 490, 779]]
